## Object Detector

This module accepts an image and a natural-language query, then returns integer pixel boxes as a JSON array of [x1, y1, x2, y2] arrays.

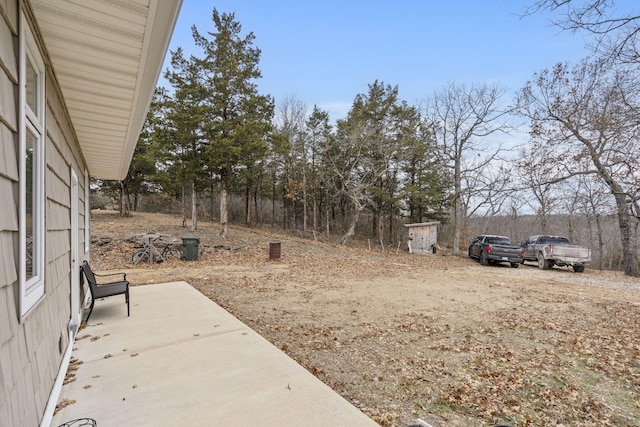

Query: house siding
[[0, 1, 20, 424], [0, 1, 90, 426]]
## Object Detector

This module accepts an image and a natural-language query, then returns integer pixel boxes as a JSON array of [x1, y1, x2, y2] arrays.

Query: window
[[19, 14, 45, 317]]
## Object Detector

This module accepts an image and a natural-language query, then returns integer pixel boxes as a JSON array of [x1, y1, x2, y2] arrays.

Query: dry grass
[[91, 210, 640, 426]]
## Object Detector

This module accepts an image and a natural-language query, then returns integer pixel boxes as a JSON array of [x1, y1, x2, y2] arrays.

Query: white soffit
[[31, 0, 182, 180]]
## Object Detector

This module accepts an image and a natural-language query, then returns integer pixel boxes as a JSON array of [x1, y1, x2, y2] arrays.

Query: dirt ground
[[89, 211, 640, 427]]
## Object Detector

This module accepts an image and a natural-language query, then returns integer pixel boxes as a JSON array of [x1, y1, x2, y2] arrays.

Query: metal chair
[[81, 261, 130, 322]]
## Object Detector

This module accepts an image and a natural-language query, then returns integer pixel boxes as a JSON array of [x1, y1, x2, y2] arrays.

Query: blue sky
[[161, 1, 630, 121]]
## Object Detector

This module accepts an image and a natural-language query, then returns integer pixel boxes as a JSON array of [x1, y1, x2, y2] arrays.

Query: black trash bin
[[182, 236, 200, 261]]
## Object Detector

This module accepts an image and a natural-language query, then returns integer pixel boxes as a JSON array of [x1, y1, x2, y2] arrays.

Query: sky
[[161, 0, 633, 121]]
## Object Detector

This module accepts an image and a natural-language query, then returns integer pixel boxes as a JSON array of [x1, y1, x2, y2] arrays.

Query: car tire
[[510, 262, 519, 268], [537, 253, 550, 270], [480, 251, 489, 266], [573, 264, 585, 273]]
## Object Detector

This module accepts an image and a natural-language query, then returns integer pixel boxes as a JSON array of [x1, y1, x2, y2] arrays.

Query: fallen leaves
[[90, 211, 640, 427], [54, 399, 76, 415], [63, 357, 83, 385]]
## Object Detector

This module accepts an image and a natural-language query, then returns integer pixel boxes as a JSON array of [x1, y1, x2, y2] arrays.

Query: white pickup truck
[[521, 235, 591, 273]]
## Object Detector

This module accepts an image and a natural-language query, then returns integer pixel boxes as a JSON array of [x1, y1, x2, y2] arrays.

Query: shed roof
[[404, 222, 440, 228]]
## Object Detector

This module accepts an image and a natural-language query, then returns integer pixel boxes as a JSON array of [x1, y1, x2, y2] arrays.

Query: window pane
[[25, 130, 36, 281], [26, 56, 38, 116], [20, 14, 46, 315]]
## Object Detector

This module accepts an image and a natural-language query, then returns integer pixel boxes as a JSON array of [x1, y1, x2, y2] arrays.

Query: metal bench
[[81, 261, 130, 322]]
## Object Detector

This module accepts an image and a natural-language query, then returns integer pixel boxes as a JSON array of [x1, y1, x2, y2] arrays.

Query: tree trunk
[[340, 202, 363, 245], [191, 181, 197, 231], [220, 175, 229, 238], [291, 199, 297, 231], [245, 182, 253, 226], [389, 211, 394, 244], [254, 186, 259, 224], [325, 189, 330, 238], [181, 184, 187, 227], [210, 178, 216, 222], [313, 196, 318, 233], [119, 183, 124, 216], [452, 159, 462, 256], [613, 193, 639, 277], [595, 213, 604, 271], [272, 169, 277, 226], [254, 169, 262, 224], [119, 181, 130, 217], [302, 166, 307, 232], [372, 211, 378, 239]]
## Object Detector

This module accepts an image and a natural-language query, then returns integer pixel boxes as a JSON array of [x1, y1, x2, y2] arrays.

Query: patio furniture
[[57, 418, 97, 427], [81, 261, 130, 322]]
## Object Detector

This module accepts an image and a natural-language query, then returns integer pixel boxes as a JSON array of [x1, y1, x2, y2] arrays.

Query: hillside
[[90, 210, 640, 427]]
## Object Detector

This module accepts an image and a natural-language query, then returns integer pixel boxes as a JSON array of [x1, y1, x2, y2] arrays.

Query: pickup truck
[[468, 235, 524, 268], [521, 235, 591, 273]]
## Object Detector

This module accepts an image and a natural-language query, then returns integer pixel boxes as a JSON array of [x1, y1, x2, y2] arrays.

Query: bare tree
[[517, 59, 640, 276], [331, 81, 417, 245], [329, 120, 374, 245], [571, 174, 616, 270], [424, 82, 512, 255], [504, 193, 529, 243], [525, 0, 640, 63], [460, 156, 514, 220], [515, 141, 564, 233], [274, 95, 308, 231]]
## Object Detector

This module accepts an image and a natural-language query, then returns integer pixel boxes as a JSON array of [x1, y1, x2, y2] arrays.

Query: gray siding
[[0, 1, 21, 424], [0, 1, 90, 425]]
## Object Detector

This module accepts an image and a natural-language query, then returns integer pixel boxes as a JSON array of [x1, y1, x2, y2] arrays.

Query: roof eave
[[31, 0, 182, 181]]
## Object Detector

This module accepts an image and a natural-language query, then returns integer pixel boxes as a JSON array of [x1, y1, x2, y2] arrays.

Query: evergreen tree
[[305, 106, 334, 235], [192, 9, 274, 237], [163, 47, 210, 230], [96, 91, 164, 215], [331, 81, 401, 244], [401, 112, 451, 224]]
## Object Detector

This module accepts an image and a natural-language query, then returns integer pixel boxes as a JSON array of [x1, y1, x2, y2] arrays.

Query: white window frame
[[19, 13, 46, 317]]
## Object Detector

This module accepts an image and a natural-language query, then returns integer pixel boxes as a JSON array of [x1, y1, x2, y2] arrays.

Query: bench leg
[[85, 297, 95, 323], [126, 289, 130, 317]]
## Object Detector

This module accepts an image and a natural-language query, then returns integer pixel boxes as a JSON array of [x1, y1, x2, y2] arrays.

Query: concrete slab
[[52, 281, 377, 427]]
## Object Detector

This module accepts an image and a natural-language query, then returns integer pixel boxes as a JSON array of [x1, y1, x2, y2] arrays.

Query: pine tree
[[305, 106, 334, 235], [163, 48, 209, 230], [192, 9, 274, 237]]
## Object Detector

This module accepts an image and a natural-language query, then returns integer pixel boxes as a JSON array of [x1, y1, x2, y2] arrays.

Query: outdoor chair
[[81, 261, 130, 322]]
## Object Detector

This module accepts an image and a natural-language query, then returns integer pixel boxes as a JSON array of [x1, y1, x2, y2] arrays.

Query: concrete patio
[[51, 281, 378, 426]]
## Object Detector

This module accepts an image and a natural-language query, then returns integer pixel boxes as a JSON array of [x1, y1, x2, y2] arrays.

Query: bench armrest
[[94, 271, 127, 282]]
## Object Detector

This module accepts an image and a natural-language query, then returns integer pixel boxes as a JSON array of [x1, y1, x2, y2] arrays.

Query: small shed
[[405, 222, 440, 254]]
